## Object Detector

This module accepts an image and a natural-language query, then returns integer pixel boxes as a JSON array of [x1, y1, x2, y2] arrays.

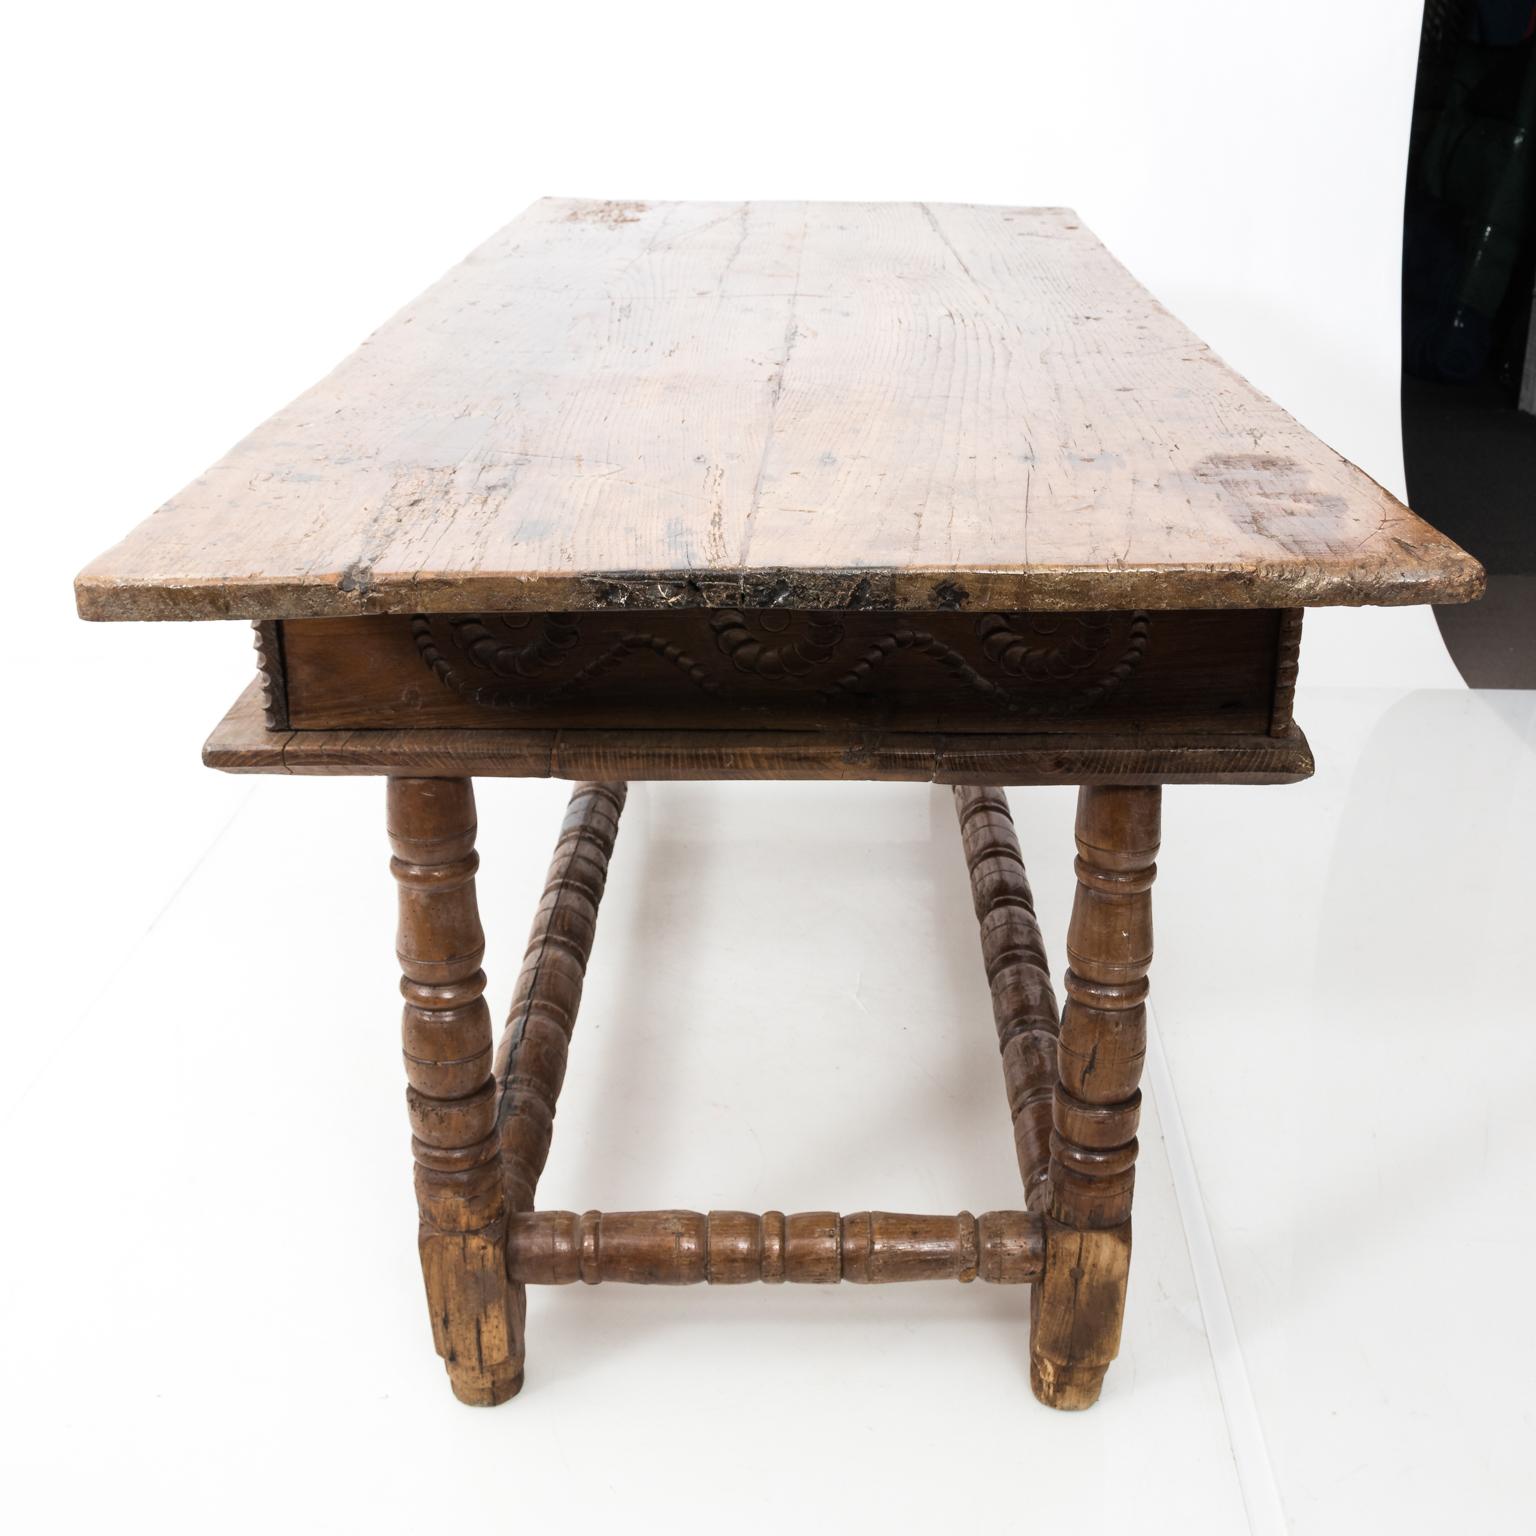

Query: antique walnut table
[[76, 199, 1482, 1410]]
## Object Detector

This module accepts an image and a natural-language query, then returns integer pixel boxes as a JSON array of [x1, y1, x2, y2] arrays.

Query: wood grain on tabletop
[[75, 199, 1483, 621]]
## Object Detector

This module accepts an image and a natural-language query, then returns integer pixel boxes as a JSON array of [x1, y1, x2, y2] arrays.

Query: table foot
[[1029, 1359, 1109, 1412], [1029, 1219, 1133, 1409], [448, 1360, 525, 1407]]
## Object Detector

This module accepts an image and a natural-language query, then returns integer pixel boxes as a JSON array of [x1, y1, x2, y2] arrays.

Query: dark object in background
[[1404, 1, 1536, 688], [1403, 4, 1534, 387]]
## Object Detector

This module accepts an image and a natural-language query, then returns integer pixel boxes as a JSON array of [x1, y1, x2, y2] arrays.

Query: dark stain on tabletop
[[564, 200, 648, 226]]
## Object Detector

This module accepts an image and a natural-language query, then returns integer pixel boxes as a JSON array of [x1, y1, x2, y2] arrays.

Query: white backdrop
[[4, 0, 1455, 1083]]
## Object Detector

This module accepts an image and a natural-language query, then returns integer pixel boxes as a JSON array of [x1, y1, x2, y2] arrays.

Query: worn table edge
[[77, 549, 1486, 623]]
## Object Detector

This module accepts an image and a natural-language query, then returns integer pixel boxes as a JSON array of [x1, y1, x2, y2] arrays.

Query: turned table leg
[[387, 776, 523, 1405], [1030, 784, 1160, 1410]]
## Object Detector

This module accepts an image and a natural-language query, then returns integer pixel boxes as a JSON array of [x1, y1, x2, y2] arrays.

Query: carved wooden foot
[[388, 776, 523, 1405], [1030, 784, 1159, 1410]]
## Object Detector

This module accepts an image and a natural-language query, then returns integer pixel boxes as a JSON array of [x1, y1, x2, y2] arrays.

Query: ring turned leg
[[387, 776, 523, 1405], [1030, 784, 1160, 1410]]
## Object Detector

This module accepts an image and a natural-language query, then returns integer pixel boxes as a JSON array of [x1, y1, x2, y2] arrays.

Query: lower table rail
[[505, 1208, 1044, 1286]]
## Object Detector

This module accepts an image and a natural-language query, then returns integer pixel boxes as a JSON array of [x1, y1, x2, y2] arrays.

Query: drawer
[[266, 608, 1297, 737]]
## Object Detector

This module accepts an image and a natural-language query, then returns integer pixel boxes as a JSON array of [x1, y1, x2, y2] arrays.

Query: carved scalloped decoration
[[411, 610, 1152, 716], [1270, 609, 1303, 735], [251, 619, 289, 730]]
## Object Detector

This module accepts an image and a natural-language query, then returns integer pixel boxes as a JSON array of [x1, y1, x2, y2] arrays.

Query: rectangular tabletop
[[76, 198, 1481, 621]]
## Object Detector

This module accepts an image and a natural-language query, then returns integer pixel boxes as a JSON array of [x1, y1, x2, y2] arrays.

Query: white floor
[[3, 684, 1533, 1534]]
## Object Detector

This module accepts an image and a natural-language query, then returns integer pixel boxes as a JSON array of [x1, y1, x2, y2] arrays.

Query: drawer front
[[276, 608, 1290, 736]]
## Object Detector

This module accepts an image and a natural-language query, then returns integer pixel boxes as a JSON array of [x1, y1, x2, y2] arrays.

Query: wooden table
[[77, 199, 1482, 1410]]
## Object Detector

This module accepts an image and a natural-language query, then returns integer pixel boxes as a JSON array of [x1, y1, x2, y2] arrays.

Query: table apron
[[271, 607, 1298, 738]]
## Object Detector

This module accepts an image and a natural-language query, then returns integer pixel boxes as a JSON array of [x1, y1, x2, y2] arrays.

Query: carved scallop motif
[[709, 610, 847, 678], [410, 609, 1152, 716], [252, 619, 289, 729]]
